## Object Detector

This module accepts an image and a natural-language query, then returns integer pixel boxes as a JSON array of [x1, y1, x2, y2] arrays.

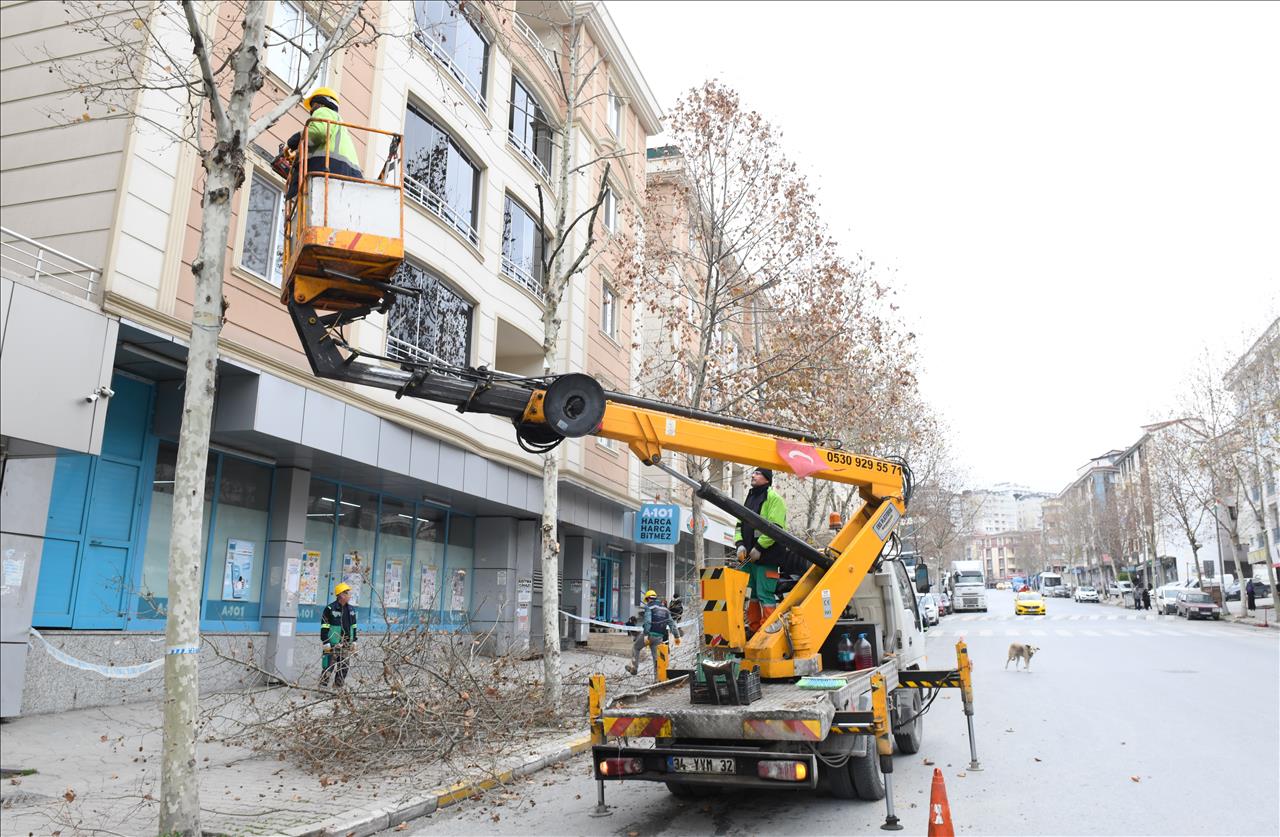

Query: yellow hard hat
[[644, 589, 658, 600], [334, 582, 352, 596], [304, 86, 339, 110]]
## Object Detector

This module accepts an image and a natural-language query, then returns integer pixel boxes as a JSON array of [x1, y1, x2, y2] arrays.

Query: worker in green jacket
[[734, 467, 789, 633], [285, 86, 363, 200]]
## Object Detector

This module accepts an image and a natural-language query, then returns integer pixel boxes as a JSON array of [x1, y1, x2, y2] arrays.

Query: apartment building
[[0, 0, 662, 716], [1224, 316, 1279, 588]]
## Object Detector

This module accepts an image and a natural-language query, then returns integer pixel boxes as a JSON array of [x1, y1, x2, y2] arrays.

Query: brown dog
[[1006, 642, 1039, 670]]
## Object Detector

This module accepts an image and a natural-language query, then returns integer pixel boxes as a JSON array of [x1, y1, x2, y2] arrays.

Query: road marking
[[1055, 629, 1073, 636], [1132, 629, 1156, 636], [1107, 615, 1119, 621], [1105, 629, 1127, 636], [978, 629, 993, 637], [1082, 629, 1102, 636], [1028, 629, 1046, 636], [1005, 629, 1020, 636], [1089, 615, 1101, 621]]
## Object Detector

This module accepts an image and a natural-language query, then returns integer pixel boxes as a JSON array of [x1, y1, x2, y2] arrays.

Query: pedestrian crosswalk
[[945, 613, 1167, 622], [926, 624, 1206, 638]]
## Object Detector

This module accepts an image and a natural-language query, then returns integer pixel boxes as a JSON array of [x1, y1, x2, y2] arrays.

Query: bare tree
[[55, 2, 375, 832], [1145, 419, 1221, 589]]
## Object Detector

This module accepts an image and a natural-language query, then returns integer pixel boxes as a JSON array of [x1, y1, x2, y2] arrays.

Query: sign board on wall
[[635, 503, 681, 544]]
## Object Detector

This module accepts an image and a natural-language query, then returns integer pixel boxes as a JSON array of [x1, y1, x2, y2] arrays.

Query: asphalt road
[[385, 590, 1280, 836]]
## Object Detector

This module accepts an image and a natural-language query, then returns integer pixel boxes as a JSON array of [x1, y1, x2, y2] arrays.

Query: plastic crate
[[689, 668, 762, 705]]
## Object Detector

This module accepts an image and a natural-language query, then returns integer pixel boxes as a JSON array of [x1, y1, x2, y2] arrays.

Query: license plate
[[668, 756, 735, 775]]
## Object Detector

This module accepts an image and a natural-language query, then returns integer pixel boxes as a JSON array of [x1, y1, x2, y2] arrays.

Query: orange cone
[[927, 768, 954, 837]]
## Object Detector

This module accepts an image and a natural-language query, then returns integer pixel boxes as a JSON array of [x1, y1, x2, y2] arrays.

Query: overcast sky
[[607, 0, 1279, 493]]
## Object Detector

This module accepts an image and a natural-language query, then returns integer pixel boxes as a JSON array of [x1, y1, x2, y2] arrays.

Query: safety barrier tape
[[558, 610, 699, 633], [29, 628, 168, 679]]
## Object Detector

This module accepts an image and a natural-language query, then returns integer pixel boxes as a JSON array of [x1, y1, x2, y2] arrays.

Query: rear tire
[[849, 751, 885, 800], [825, 755, 858, 800], [894, 689, 923, 754]]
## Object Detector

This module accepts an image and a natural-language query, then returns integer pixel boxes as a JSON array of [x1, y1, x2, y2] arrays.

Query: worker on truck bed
[[626, 590, 672, 678], [734, 467, 802, 633], [285, 87, 363, 200]]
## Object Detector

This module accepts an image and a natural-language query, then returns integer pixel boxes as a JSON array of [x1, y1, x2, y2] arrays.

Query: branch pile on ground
[[204, 626, 593, 774]]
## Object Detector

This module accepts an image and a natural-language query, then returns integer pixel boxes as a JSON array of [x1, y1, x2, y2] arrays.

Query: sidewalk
[[0, 644, 695, 837], [1096, 589, 1277, 628]]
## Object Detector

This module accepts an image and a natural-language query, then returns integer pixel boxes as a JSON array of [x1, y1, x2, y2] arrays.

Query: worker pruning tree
[[53, 2, 377, 834]]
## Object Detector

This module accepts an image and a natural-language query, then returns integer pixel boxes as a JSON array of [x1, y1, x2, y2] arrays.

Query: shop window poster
[[450, 568, 467, 612], [384, 558, 406, 608], [419, 564, 438, 610], [222, 539, 255, 600], [298, 550, 321, 605], [342, 550, 365, 606]]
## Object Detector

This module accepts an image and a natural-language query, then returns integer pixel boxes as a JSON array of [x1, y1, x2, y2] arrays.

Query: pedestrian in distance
[[1246, 578, 1256, 613], [1142, 584, 1152, 611], [321, 582, 359, 688], [667, 591, 685, 645], [626, 590, 672, 678], [284, 87, 364, 200]]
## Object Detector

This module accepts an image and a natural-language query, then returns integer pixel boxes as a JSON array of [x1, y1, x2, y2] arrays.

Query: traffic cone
[[927, 767, 954, 837]]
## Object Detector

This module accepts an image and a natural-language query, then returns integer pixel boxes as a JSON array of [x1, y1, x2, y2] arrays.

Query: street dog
[[1006, 642, 1039, 670]]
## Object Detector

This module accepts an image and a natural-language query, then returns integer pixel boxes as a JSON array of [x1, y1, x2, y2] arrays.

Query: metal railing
[[500, 254, 542, 297], [507, 128, 550, 180], [387, 334, 448, 367], [403, 174, 479, 246], [415, 31, 487, 109], [514, 14, 558, 75], [0, 226, 101, 300]]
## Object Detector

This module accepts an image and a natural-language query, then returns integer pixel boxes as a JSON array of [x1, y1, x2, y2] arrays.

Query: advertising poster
[[450, 568, 467, 612], [284, 556, 302, 605], [342, 551, 365, 606], [298, 550, 321, 605], [419, 564, 439, 610], [222, 539, 255, 600], [384, 559, 405, 607]]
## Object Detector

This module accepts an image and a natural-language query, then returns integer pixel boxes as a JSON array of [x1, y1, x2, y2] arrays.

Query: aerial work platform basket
[[280, 120, 405, 312]]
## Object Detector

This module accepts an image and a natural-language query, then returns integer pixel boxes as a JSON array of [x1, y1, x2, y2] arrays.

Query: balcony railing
[[404, 174, 479, 246], [387, 334, 450, 369], [507, 128, 550, 180], [501, 254, 542, 297], [0, 226, 100, 300], [415, 32, 487, 109], [514, 14, 558, 75]]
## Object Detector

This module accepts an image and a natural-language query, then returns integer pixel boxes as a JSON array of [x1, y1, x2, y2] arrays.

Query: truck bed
[[602, 661, 899, 741]]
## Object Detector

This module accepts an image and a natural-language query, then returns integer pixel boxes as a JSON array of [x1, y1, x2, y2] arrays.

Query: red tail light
[[599, 757, 643, 776], [757, 760, 808, 782]]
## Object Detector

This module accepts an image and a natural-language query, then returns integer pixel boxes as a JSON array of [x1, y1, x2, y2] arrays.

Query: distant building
[[1223, 316, 1279, 585]]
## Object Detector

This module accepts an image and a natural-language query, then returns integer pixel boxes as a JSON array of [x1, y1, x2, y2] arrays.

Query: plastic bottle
[[836, 633, 855, 670], [853, 633, 874, 670]]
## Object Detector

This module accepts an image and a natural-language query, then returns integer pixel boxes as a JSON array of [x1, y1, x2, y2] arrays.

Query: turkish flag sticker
[[776, 440, 828, 478]]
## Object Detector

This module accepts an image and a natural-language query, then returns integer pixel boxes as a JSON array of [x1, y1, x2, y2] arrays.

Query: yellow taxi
[[1014, 590, 1046, 616]]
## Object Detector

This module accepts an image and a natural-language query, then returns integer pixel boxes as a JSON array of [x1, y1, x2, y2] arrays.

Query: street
[[384, 590, 1280, 836]]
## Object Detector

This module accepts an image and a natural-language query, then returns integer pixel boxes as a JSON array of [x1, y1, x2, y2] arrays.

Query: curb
[[265, 734, 593, 837]]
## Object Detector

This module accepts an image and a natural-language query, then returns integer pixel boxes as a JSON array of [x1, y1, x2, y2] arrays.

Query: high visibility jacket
[[734, 487, 787, 551], [304, 105, 361, 174], [321, 598, 358, 646]]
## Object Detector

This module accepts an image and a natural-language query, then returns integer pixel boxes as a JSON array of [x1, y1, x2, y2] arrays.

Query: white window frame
[[608, 83, 622, 137], [600, 281, 617, 340], [602, 185, 617, 233], [266, 1, 329, 90], [241, 171, 286, 288]]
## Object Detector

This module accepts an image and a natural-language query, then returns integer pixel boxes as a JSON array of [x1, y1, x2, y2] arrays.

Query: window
[[267, 1, 326, 89], [414, 0, 489, 106], [608, 83, 622, 137], [202, 455, 273, 623], [242, 173, 285, 287], [334, 487, 377, 610], [602, 185, 617, 233], [509, 75, 552, 177], [386, 260, 473, 367], [501, 195, 544, 296], [403, 105, 481, 244], [138, 442, 214, 620], [600, 281, 617, 339]]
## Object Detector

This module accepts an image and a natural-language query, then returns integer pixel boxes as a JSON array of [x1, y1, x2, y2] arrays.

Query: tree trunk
[[540, 452, 562, 703], [159, 155, 237, 837]]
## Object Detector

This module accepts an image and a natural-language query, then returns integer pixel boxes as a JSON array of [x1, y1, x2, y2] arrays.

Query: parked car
[[1175, 590, 1221, 620], [1227, 579, 1272, 601], [1014, 591, 1046, 616], [1074, 586, 1100, 603], [1154, 585, 1185, 614], [918, 593, 940, 626], [1108, 580, 1133, 598], [937, 591, 952, 616]]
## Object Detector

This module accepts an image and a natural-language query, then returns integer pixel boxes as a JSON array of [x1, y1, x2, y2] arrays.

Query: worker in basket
[[284, 86, 364, 200], [733, 467, 807, 633]]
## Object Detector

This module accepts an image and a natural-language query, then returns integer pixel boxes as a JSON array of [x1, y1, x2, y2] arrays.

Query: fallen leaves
[[1130, 775, 1141, 783], [63, 787, 77, 803], [956, 772, 967, 778], [1033, 758, 1041, 763], [395, 824, 409, 832], [922, 758, 934, 765]]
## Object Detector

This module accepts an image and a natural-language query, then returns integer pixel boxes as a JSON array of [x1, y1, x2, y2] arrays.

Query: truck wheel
[[893, 689, 923, 754], [849, 751, 885, 800], [825, 757, 859, 800]]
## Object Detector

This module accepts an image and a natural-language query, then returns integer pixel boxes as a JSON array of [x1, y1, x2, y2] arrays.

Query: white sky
[[607, 0, 1280, 493]]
